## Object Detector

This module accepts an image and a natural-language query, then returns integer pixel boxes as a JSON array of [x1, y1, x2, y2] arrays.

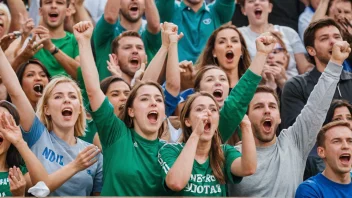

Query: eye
[[70, 95, 77, 99], [211, 108, 218, 112], [141, 97, 148, 101], [269, 105, 277, 109], [26, 73, 34, 77], [156, 98, 163, 103], [195, 107, 203, 112], [220, 77, 227, 82], [54, 95, 61, 99], [333, 117, 342, 121], [206, 78, 213, 82], [112, 93, 119, 97]]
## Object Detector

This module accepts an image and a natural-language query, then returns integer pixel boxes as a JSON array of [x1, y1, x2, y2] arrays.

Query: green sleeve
[[19, 165, 28, 175], [92, 14, 116, 48], [223, 144, 242, 184], [142, 30, 162, 63], [72, 36, 80, 59], [219, 69, 261, 142], [209, 0, 236, 24], [156, 0, 175, 23], [90, 97, 128, 150], [158, 143, 182, 191]]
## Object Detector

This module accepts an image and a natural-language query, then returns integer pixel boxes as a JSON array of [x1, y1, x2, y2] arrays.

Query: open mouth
[[339, 153, 351, 164], [0, 136, 3, 146], [204, 121, 211, 132], [262, 120, 272, 132], [33, 84, 44, 95], [213, 89, 223, 100], [147, 111, 158, 123], [226, 51, 234, 60], [130, 57, 140, 67], [118, 104, 125, 111], [0, 23, 3, 28], [329, 50, 332, 55], [255, 9, 263, 18], [61, 108, 73, 117], [130, 5, 139, 12]]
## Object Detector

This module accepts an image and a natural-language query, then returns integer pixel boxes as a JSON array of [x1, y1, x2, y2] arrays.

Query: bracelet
[[51, 46, 59, 55]]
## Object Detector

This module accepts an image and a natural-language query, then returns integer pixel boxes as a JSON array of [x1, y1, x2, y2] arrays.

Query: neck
[[183, 0, 203, 12], [44, 24, 66, 39], [224, 67, 239, 88], [254, 134, 277, 147], [249, 22, 271, 34], [322, 168, 351, 184], [195, 140, 211, 161], [120, 15, 142, 32], [52, 125, 76, 146], [0, 152, 8, 172], [314, 58, 328, 73], [122, 73, 134, 86]]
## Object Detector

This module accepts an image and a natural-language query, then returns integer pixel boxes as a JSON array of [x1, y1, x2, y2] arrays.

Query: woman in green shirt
[[159, 92, 256, 196]]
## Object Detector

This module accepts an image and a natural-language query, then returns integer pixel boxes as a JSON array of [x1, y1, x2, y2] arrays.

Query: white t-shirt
[[239, 25, 307, 78]]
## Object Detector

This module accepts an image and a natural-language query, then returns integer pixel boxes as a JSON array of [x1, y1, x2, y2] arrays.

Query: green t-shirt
[[219, 69, 262, 143], [0, 166, 28, 197], [158, 143, 242, 196], [156, 0, 235, 63], [33, 32, 79, 77], [92, 16, 162, 81], [90, 97, 170, 196]]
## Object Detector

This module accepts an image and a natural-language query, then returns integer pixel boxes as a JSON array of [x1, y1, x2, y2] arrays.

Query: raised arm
[[0, 113, 100, 193], [156, 0, 175, 23], [286, 41, 350, 159], [104, 0, 120, 24], [7, 0, 29, 32], [219, 34, 276, 142], [159, 117, 206, 191], [72, 0, 94, 25], [311, 0, 330, 22], [210, 0, 236, 24], [145, 0, 161, 34], [0, 48, 35, 131], [230, 115, 256, 176]]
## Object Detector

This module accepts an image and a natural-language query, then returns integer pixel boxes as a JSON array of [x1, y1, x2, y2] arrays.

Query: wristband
[[51, 46, 59, 55]]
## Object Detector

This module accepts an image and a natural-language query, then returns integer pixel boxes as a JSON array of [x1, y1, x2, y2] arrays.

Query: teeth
[[148, 111, 158, 115]]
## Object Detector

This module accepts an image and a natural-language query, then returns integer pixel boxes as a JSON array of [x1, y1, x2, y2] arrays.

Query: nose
[[268, 52, 274, 59], [120, 94, 128, 102], [150, 98, 157, 107], [226, 40, 233, 48], [34, 73, 42, 81], [341, 140, 350, 149], [264, 105, 271, 115]]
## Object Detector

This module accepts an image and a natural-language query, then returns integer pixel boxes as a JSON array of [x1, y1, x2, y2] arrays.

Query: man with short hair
[[295, 121, 352, 197], [281, 18, 352, 130], [228, 39, 350, 197], [32, 0, 80, 78], [156, 0, 235, 64], [93, 0, 160, 81]]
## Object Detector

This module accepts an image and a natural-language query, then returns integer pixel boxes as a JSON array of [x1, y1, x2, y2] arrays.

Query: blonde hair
[[0, 3, 10, 33], [36, 76, 86, 137]]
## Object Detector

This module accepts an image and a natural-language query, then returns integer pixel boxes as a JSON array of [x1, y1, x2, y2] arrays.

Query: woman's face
[[44, 82, 81, 131], [199, 69, 229, 108], [0, 9, 10, 38], [242, 0, 272, 26], [0, 107, 12, 155], [213, 28, 243, 72], [333, 106, 352, 125], [186, 96, 219, 142], [128, 85, 165, 137], [266, 44, 289, 70], [106, 81, 130, 117], [22, 64, 49, 107]]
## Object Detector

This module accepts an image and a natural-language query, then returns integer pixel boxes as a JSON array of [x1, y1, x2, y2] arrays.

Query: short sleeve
[[295, 182, 320, 198], [223, 144, 242, 184], [158, 143, 182, 190], [19, 165, 28, 175], [92, 153, 103, 193], [163, 87, 180, 117], [21, 116, 46, 148]]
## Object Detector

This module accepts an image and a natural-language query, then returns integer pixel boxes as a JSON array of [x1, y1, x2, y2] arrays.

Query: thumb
[[140, 62, 146, 71]]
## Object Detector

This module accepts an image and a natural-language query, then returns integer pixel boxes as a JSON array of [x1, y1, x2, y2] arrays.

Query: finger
[[139, 63, 146, 72], [34, 44, 44, 53], [79, 145, 97, 158], [16, 168, 25, 181], [13, 166, 20, 181], [178, 32, 184, 41]]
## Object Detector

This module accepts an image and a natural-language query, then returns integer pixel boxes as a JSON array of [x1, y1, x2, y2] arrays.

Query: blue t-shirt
[[22, 116, 103, 196], [295, 173, 352, 198]]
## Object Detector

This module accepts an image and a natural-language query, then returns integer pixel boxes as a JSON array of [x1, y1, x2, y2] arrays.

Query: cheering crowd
[[0, 0, 349, 197]]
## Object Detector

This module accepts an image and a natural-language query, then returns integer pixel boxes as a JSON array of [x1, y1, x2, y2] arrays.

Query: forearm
[[237, 124, 256, 176], [53, 51, 80, 79], [142, 46, 168, 81], [104, 0, 120, 24], [311, 0, 329, 22], [145, 0, 161, 34], [7, 0, 28, 32], [73, 4, 94, 25], [248, 52, 268, 75], [166, 135, 199, 191], [165, 42, 180, 97]]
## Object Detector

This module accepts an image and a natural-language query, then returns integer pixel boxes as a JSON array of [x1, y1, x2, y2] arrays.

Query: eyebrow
[[139, 94, 162, 97], [53, 91, 76, 95]]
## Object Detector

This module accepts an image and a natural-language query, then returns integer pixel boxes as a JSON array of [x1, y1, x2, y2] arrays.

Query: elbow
[[104, 14, 117, 24], [243, 163, 257, 176], [166, 180, 186, 192], [148, 23, 161, 34], [166, 81, 180, 96]]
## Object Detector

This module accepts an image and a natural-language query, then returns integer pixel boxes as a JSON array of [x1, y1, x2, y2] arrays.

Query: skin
[[44, 82, 81, 133], [105, 81, 130, 116], [0, 9, 10, 38], [185, 96, 219, 142], [199, 69, 230, 108], [128, 85, 166, 140], [248, 92, 281, 147], [39, 0, 70, 30], [306, 26, 343, 72], [120, 0, 145, 23], [266, 45, 289, 70], [334, 1, 352, 21], [21, 64, 49, 108], [318, 126, 352, 183], [0, 107, 11, 160], [332, 106, 352, 125], [0, 83, 7, 101], [242, 0, 273, 27], [114, 36, 146, 78], [213, 28, 243, 72]]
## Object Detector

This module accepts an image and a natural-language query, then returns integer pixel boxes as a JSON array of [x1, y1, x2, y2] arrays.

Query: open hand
[[107, 54, 122, 77], [72, 145, 100, 171], [9, 166, 26, 197]]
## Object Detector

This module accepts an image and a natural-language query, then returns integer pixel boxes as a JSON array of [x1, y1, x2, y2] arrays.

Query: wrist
[[330, 58, 344, 66], [14, 139, 27, 149]]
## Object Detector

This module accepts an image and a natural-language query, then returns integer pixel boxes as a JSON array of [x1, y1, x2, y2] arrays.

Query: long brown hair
[[196, 24, 251, 80], [121, 81, 166, 138], [179, 92, 225, 184]]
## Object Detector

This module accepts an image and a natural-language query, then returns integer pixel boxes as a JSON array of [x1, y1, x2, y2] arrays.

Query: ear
[[39, 7, 43, 17], [44, 105, 50, 116], [241, 6, 246, 16], [317, 146, 326, 159], [112, 53, 118, 62], [306, 46, 317, 57], [185, 118, 192, 128], [128, 107, 134, 118], [268, 3, 273, 13]]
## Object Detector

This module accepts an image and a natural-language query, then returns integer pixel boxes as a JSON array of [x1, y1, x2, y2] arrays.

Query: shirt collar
[[180, 1, 209, 13]]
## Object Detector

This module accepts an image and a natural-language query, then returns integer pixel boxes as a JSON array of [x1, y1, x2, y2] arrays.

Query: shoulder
[[296, 176, 321, 197], [275, 25, 298, 35], [159, 142, 184, 154]]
